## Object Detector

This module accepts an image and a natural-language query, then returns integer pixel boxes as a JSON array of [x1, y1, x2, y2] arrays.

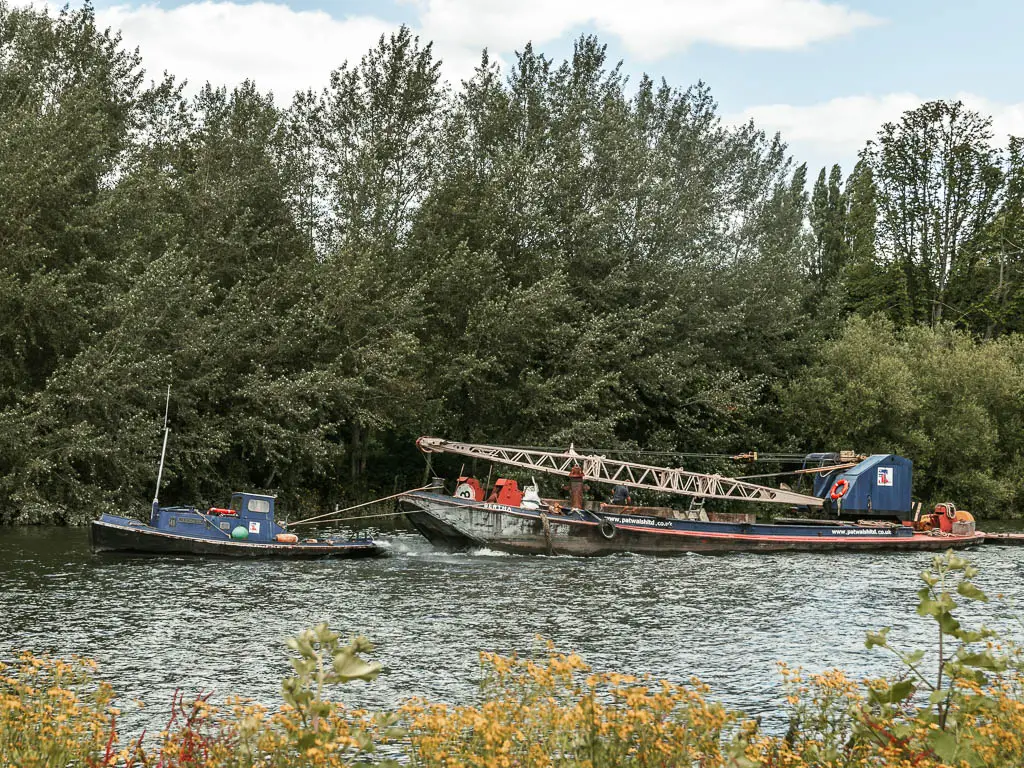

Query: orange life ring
[[829, 479, 850, 501]]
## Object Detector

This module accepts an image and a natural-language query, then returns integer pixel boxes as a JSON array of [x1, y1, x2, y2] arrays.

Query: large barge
[[400, 438, 983, 556]]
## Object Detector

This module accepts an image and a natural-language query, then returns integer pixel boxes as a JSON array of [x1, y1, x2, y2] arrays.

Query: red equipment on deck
[[488, 478, 523, 507], [454, 477, 485, 501]]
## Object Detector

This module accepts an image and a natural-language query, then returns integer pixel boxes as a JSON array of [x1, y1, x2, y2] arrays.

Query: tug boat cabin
[[148, 492, 284, 543]]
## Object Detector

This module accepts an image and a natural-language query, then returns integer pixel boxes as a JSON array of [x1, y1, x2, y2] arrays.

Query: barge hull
[[401, 492, 984, 556]]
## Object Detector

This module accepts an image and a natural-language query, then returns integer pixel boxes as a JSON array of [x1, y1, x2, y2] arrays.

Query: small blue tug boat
[[90, 387, 385, 559], [91, 492, 386, 559]]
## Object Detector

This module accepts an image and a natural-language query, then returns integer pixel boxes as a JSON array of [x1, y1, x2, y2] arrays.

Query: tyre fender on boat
[[599, 520, 617, 539]]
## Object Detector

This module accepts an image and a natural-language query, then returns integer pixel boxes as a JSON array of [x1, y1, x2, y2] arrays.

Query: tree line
[[1, 2, 1022, 523]]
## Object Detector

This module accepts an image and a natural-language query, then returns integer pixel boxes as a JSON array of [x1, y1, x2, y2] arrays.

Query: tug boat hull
[[90, 516, 386, 559]]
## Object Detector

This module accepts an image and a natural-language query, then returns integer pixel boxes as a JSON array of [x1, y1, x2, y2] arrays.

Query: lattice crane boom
[[416, 437, 825, 507]]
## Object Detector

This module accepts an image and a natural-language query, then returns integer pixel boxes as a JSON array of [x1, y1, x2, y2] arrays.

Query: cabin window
[[168, 517, 176, 528], [247, 498, 271, 514], [231, 496, 243, 513]]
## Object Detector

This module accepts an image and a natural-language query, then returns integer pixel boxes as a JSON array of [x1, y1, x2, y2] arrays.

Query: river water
[[3, 525, 1024, 734]]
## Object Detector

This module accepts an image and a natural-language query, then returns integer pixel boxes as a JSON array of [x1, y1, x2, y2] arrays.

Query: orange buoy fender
[[829, 479, 850, 501], [275, 533, 299, 544]]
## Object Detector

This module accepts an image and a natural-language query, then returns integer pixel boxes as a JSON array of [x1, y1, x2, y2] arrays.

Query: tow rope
[[286, 485, 434, 528]]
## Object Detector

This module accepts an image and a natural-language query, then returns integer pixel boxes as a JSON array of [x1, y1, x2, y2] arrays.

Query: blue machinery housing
[[813, 454, 913, 519]]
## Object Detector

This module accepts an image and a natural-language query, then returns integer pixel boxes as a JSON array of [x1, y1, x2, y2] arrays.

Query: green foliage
[[949, 137, 1024, 338], [809, 164, 850, 287], [0, 625, 401, 767], [0, 653, 118, 768], [0, 1, 144, 408], [2, 7, 1024, 523], [781, 315, 1024, 516], [280, 623, 402, 761], [864, 100, 1005, 327], [854, 550, 1015, 767], [406, 39, 814, 457]]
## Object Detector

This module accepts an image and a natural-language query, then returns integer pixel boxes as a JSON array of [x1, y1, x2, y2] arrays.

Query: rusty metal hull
[[400, 492, 985, 556]]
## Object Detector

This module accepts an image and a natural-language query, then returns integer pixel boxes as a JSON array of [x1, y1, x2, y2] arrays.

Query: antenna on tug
[[152, 385, 171, 514]]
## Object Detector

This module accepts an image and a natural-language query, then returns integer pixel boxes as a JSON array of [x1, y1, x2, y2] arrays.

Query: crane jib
[[415, 437, 825, 507]]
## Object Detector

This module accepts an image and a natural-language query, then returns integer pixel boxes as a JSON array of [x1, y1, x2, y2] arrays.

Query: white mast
[[153, 385, 171, 505]]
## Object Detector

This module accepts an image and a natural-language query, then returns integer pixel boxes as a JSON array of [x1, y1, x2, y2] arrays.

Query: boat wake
[[468, 547, 512, 558]]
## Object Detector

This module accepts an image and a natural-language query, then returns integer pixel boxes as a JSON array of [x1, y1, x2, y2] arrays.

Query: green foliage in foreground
[[2, 3, 1024, 523], [4, 552, 1024, 767]]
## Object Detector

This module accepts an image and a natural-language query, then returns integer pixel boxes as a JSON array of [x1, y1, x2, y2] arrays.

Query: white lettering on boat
[[483, 503, 516, 513], [603, 516, 674, 528]]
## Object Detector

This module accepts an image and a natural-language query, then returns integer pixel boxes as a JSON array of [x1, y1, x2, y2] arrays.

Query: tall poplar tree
[[809, 164, 849, 286], [948, 137, 1024, 337], [864, 100, 1003, 326]]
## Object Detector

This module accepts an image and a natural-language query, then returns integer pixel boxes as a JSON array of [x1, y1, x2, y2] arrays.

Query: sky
[[44, 0, 1024, 174]]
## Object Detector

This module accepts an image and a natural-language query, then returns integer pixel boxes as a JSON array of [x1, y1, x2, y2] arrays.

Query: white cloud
[[54, 0, 878, 103], [961, 95, 1024, 143], [89, 1, 505, 98], [732, 93, 1024, 171], [732, 93, 921, 151], [97, 2, 393, 99], [417, 0, 879, 58]]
